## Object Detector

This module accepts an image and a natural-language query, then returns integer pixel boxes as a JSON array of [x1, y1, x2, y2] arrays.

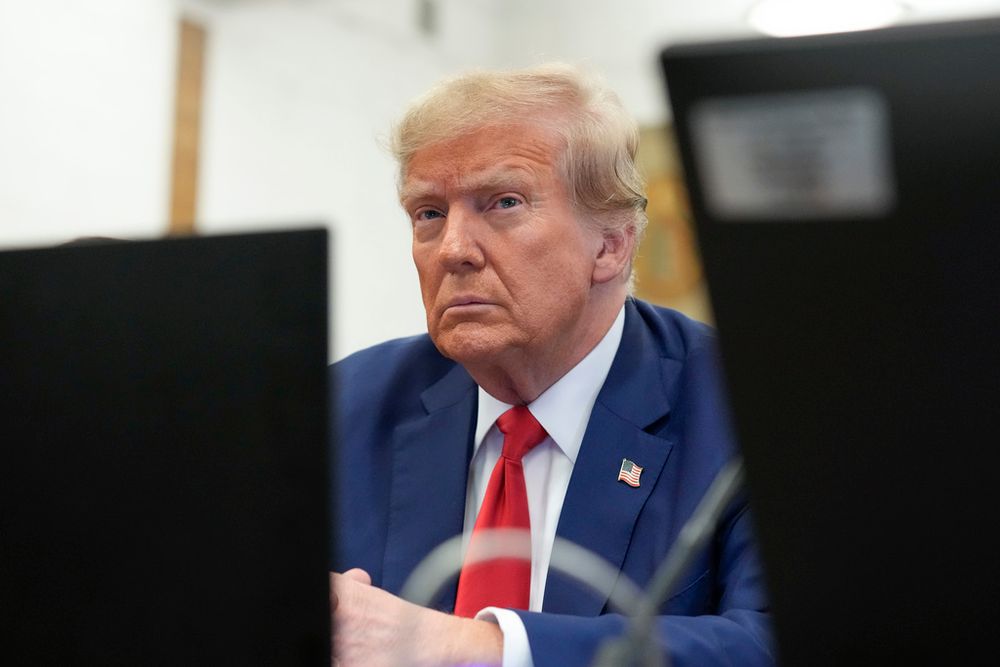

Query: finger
[[328, 572, 339, 609], [342, 568, 372, 585]]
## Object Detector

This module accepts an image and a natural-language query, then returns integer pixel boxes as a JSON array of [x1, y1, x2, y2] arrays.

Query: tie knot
[[496, 406, 548, 462]]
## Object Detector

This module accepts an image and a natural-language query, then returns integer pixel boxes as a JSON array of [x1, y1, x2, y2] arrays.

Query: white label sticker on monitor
[[690, 88, 896, 221]]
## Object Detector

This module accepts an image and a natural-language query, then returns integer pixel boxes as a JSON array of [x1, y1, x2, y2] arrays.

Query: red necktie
[[453, 406, 548, 617]]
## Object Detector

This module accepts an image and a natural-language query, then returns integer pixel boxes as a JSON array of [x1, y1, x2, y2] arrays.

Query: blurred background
[[2, 0, 998, 360]]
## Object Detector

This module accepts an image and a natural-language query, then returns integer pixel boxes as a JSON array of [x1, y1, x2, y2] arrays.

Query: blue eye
[[496, 197, 520, 209], [415, 209, 443, 221]]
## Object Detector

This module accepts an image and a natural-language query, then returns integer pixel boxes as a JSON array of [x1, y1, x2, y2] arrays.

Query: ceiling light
[[748, 0, 909, 38]]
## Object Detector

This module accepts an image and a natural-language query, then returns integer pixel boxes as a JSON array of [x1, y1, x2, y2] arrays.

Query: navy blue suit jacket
[[331, 299, 774, 666]]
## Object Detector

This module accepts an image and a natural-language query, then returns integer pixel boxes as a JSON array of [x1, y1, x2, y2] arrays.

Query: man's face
[[402, 122, 606, 369]]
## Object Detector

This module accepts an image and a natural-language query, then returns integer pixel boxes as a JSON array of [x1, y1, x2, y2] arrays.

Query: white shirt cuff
[[475, 607, 534, 667]]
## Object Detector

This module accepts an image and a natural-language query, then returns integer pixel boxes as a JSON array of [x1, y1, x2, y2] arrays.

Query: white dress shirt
[[466, 305, 625, 667]]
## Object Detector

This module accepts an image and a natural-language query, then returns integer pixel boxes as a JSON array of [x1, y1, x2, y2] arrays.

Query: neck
[[466, 290, 625, 405]]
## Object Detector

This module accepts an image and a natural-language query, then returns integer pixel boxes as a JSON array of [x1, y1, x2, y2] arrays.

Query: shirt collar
[[473, 304, 626, 463]]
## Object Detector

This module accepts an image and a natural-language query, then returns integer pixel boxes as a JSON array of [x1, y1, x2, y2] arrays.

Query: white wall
[[0, 0, 176, 247]]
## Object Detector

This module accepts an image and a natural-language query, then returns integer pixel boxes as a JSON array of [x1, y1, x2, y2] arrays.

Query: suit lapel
[[381, 363, 477, 611], [544, 301, 685, 616]]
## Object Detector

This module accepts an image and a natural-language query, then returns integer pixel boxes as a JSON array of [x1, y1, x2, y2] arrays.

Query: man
[[330, 63, 773, 666]]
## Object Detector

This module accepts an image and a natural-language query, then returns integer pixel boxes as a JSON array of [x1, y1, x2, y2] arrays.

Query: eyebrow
[[400, 165, 537, 206], [398, 182, 439, 207]]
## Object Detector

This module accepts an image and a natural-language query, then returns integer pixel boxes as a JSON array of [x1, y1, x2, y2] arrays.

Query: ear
[[592, 224, 635, 285]]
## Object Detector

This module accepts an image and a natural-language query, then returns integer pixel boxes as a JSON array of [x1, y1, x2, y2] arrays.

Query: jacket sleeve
[[514, 508, 775, 666]]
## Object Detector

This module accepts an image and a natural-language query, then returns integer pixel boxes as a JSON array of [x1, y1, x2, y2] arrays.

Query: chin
[[430, 326, 510, 366]]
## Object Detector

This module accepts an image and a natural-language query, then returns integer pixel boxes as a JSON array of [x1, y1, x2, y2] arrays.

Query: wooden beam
[[168, 18, 206, 235]]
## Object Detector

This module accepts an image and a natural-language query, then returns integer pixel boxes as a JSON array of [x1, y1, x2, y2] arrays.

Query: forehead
[[400, 123, 566, 200]]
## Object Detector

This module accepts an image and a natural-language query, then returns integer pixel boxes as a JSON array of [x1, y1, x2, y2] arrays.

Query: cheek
[[536, 244, 595, 287], [512, 259, 591, 322], [412, 251, 440, 310], [416, 272, 439, 310], [412, 245, 436, 283]]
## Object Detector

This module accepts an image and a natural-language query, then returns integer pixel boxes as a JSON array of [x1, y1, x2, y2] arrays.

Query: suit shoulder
[[630, 298, 720, 361], [335, 334, 441, 373], [331, 334, 456, 404]]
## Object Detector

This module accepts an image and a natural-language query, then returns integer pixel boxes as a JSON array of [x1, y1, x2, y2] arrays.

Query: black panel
[[662, 19, 1000, 666], [0, 229, 330, 665]]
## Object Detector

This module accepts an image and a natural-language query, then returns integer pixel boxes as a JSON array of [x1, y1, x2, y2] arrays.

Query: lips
[[442, 295, 495, 314]]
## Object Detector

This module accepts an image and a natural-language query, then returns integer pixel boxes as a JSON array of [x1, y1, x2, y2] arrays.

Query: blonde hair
[[390, 62, 648, 287]]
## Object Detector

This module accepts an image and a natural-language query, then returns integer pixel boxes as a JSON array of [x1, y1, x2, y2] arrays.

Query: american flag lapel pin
[[617, 458, 643, 487]]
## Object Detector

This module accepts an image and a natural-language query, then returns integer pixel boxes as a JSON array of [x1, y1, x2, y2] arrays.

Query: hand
[[330, 568, 503, 667]]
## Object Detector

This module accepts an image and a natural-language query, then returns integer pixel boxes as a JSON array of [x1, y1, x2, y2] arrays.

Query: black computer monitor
[[661, 18, 1000, 666], [0, 228, 330, 665]]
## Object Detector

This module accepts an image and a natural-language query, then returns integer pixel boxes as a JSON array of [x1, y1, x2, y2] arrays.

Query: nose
[[438, 205, 485, 273]]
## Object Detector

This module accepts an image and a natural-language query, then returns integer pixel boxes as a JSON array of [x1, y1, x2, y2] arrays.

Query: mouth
[[443, 296, 495, 313]]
